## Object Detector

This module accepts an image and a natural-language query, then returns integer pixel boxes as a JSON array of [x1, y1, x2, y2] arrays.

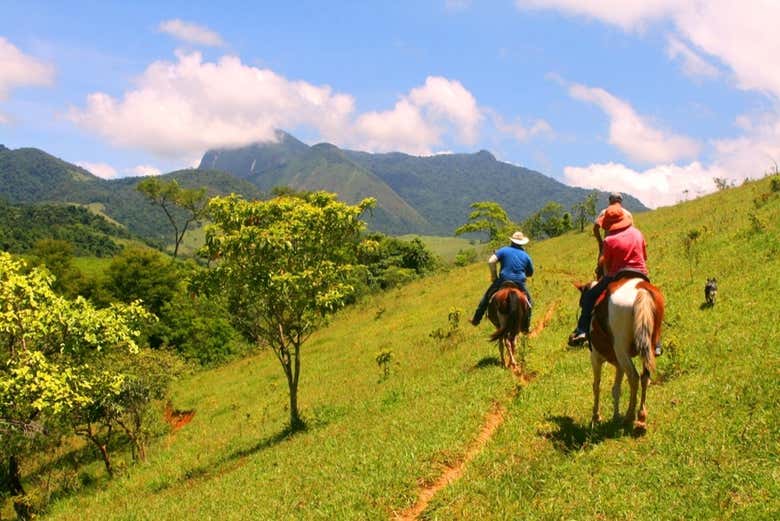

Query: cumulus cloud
[[568, 82, 700, 163], [158, 19, 224, 47], [77, 161, 118, 179], [563, 161, 731, 208], [517, 1, 780, 100], [68, 51, 355, 158], [0, 37, 54, 123], [68, 51, 496, 158], [352, 76, 483, 154], [666, 36, 719, 79], [128, 165, 161, 177]]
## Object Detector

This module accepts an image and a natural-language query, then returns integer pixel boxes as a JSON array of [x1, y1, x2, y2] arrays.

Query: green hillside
[[39, 176, 779, 520], [0, 146, 262, 247], [0, 200, 130, 256]]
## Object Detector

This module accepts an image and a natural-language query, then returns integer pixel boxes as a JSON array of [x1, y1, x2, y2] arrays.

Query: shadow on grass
[[540, 415, 635, 454], [699, 301, 715, 310], [170, 424, 303, 488], [473, 355, 502, 369]]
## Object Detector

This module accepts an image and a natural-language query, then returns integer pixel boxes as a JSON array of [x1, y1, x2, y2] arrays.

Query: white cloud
[[77, 161, 118, 179], [69, 52, 493, 158], [128, 165, 161, 177], [666, 36, 719, 79], [517, 1, 780, 100], [158, 19, 224, 47], [568, 82, 700, 163], [352, 76, 483, 154], [563, 161, 730, 208], [0, 37, 54, 104], [68, 51, 356, 158], [515, 0, 679, 30], [487, 108, 553, 142]]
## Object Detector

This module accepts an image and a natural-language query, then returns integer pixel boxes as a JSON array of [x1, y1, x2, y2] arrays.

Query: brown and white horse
[[577, 277, 664, 431], [487, 284, 530, 369]]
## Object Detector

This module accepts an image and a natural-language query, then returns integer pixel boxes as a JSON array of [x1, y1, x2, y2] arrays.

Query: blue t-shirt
[[495, 245, 534, 284]]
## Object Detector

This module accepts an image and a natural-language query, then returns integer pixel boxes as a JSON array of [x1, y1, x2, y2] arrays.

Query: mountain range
[[0, 135, 647, 247], [200, 131, 647, 235]]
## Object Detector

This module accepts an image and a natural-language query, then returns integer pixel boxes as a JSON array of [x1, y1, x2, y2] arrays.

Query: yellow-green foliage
[[42, 177, 779, 520]]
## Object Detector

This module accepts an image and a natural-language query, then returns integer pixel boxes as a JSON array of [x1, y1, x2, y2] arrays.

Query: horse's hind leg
[[507, 335, 518, 368], [637, 367, 651, 428], [498, 339, 506, 367], [611, 365, 624, 422], [591, 351, 605, 427], [614, 344, 639, 426]]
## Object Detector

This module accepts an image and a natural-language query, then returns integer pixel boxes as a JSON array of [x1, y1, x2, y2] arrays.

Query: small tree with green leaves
[[197, 192, 374, 431], [136, 178, 208, 258], [455, 201, 515, 245], [0, 252, 151, 518], [571, 191, 598, 232]]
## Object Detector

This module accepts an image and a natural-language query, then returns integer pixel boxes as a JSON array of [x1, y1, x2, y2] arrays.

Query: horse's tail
[[490, 289, 522, 342], [633, 287, 657, 373]]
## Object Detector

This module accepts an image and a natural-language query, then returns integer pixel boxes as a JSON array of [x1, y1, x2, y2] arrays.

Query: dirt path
[[393, 401, 506, 521], [394, 300, 560, 520], [530, 299, 560, 339]]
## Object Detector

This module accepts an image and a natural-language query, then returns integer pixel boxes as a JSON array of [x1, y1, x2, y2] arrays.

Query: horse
[[487, 282, 530, 369], [575, 275, 664, 431]]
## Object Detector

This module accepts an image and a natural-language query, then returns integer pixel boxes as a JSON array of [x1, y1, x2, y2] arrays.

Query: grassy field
[[39, 177, 779, 520], [397, 234, 483, 264]]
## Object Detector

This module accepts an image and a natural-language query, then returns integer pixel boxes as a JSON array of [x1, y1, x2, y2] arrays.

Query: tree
[[524, 201, 573, 239], [197, 192, 375, 430], [454, 201, 515, 244], [136, 178, 208, 258], [0, 252, 150, 518], [571, 191, 598, 232]]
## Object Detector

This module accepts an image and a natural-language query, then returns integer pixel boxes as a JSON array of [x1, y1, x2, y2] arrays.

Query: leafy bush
[[454, 248, 478, 266]]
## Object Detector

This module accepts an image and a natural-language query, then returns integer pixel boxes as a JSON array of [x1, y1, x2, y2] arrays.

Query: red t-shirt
[[601, 226, 648, 277]]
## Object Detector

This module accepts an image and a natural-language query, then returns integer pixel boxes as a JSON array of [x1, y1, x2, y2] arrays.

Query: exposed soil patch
[[394, 401, 506, 521], [164, 401, 196, 432], [530, 300, 559, 339]]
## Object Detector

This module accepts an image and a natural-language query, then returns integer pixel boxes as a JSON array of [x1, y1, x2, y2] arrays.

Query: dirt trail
[[394, 300, 560, 520], [393, 401, 506, 521], [530, 299, 559, 339]]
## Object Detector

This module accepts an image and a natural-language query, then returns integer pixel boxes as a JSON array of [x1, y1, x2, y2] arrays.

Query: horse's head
[[572, 280, 596, 296]]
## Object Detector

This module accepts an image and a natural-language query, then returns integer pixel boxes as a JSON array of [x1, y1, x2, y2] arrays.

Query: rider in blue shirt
[[470, 231, 534, 331]]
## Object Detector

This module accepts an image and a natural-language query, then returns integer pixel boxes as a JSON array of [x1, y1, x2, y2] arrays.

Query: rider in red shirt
[[568, 204, 646, 346]]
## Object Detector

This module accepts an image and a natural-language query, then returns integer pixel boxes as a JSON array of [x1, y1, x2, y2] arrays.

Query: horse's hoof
[[633, 421, 647, 434], [638, 410, 648, 423]]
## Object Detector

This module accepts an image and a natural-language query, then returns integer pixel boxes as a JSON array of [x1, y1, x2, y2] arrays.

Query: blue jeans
[[473, 277, 532, 323], [576, 276, 612, 334]]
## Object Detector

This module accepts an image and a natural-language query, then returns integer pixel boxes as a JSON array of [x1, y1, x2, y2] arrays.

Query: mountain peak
[[475, 150, 496, 161]]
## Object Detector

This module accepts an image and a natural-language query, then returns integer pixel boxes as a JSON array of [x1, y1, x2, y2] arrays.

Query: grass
[[398, 234, 484, 264], [36, 177, 780, 520]]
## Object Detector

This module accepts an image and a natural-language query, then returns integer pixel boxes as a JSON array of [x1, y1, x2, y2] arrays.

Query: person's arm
[[488, 254, 499, 281], [592, 222, 603, 249]]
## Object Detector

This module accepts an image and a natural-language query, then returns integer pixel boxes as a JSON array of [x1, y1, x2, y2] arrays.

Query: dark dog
[[704, 278, 718, 306]]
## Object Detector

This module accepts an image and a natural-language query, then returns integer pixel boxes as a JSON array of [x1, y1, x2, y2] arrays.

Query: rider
[[568, 204, 647, 346], [470, 231, 534, 332], [593, 192, 632, 252]]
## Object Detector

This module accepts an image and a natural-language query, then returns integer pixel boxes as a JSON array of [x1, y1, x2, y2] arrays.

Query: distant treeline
[[0, 199, 129, 256]]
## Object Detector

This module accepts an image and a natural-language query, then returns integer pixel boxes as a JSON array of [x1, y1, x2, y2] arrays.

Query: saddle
[[589, 270, 650, 364]]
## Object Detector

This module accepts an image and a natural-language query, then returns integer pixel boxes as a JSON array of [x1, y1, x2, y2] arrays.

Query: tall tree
[[454, 201, 515, 244], [572, 190, 599, 232], [197, 192, 374, 430], [136, 178, 208, 258], [524, 201, 573, 239]]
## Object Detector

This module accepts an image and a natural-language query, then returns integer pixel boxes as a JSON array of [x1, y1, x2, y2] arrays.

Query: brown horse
[[575, 277, 664, 431], [487, 283, 530, 369]]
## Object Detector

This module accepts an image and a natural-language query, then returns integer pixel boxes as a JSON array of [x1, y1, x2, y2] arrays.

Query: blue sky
[[2, 1, 779, 207]]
